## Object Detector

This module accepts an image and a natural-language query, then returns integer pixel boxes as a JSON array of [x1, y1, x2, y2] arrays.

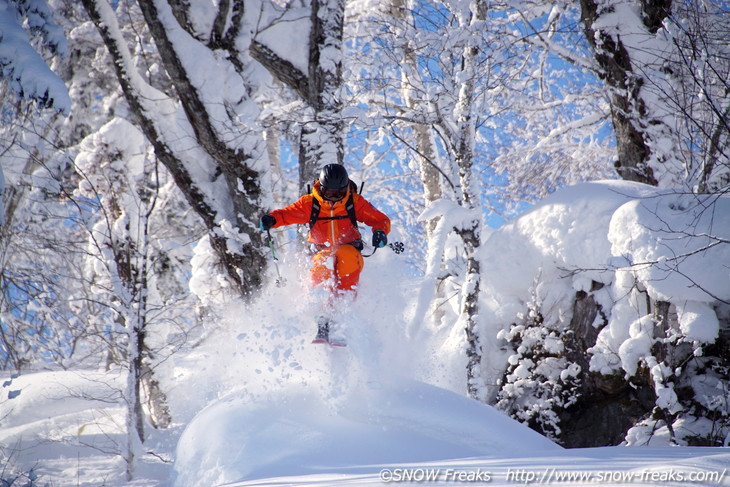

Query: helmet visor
[[322, 187, 347, 201]]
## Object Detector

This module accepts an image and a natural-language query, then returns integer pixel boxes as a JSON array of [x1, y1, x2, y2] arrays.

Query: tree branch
[[136, 0, 250, 172], [80, 0, 218, 230], [250, 40, 310, 103]]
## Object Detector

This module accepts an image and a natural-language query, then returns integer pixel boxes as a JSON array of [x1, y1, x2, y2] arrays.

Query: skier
[[259, 163, 391, 344]]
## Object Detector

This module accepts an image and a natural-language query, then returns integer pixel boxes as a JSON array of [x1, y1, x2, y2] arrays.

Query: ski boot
[[312, 317, 330, 344]]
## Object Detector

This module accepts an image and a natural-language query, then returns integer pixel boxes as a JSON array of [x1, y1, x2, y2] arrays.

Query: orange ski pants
[[310, 244, 364, 292]]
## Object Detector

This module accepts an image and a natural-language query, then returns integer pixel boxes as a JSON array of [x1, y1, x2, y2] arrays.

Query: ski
[[310, 336, 347, 347]]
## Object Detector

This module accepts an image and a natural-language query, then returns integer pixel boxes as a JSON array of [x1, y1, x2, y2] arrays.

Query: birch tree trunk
[[125, 311, 144, 480], [579, 0, 679, 187], [389, 0, 442, 240], [300, 0, 346, 188], [450, 0, 486, 400], [387, 0, 446, 327]]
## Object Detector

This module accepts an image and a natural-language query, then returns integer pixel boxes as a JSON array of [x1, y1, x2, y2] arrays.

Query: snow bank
[[476, 180, 729, 443], [609, 192, 730, 305], [481, 180, 657, 300], [591, 190, 730, 378], [1, 370, 125, 432], [475, 181, 659, 397], [173, 377, 559, 486], [479, 181, 729, 363], [0, 370, 131, 484]]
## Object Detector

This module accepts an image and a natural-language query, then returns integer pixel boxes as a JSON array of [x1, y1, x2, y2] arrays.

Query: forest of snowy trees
[[1, 0, 729, 479]]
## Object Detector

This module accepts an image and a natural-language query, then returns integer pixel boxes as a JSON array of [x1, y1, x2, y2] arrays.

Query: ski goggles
[[321, 187, 348, 201]]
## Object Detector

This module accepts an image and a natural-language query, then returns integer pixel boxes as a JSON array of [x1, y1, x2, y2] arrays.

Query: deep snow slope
[[0, 369, 173, 486], [173, 375, 560, 486], [3, 369, 728, 487]]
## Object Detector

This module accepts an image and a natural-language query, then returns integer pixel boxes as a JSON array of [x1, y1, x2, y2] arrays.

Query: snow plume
[[189, 234, 238, 306], [180, 231, 422, 408]]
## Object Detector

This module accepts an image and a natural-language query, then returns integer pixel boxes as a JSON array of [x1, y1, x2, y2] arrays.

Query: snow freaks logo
[[379, 469, 491, 483], [378, 467, 728, 484]]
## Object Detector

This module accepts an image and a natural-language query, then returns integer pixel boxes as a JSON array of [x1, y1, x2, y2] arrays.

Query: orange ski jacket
[[269, 180, 390, 247]]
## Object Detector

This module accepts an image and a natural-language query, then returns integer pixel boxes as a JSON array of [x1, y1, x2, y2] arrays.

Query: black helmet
[[319, 164, 349, 190]]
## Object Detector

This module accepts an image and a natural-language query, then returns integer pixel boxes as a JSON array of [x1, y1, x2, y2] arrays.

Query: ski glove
[[260, 214, 276, 231], [372, 229, 388, 248]]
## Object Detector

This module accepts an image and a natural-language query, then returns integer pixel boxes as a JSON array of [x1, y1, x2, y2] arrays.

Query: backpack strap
[[309, 197, 321, 229], [344, 191, 357, 227]]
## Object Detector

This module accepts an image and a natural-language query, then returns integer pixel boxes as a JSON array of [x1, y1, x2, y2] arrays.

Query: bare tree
[[662, 1, 730, 193], [80, 0, 268, 297], [74, 117, 180, 478], [579, 0, 681, 186], [251, 0, 347, 191]]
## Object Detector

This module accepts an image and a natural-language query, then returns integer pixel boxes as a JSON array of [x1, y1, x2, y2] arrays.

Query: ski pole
[[265, 228, 285, 286]]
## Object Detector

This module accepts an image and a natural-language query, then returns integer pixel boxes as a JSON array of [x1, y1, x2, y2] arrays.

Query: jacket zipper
[[329, 202, 336, 246]]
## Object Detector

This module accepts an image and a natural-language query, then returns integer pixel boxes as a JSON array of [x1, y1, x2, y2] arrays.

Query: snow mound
[[481, 180, 658, 298], [173, 377, 559, 486], [609, 191, 730, 304], [0, 370, 133, 485]]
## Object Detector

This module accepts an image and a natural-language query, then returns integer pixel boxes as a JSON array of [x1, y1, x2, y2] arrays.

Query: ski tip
[[329, 341, 347, 347], [311, 338, 329, 345]]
